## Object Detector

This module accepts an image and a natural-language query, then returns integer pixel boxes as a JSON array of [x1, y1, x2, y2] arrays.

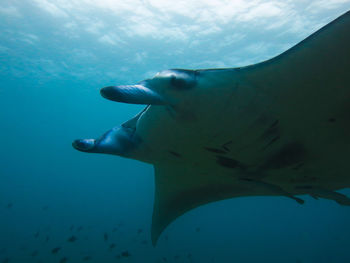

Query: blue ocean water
[[1, 1, 350, 262]]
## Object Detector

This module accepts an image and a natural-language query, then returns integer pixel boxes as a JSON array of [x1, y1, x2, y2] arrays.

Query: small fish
[[42, 206, 48, 211], [45, 235, 50, 243], [137, 229, 143, 234], [51, 247, 61, 254], [67, 236, 77, 242], [6, 203, 13, 209], [103, 233, 108, 242], [115, 255, 121, 260], [30, 250, 38, 257], [34, 231, 40, 238], [174, 255, 180, 260], [112, 227, 117, 232], [82, 256, 91, 261], [59, 257, 68, 263], [109, 243, 116, 249], [141, 240, 148, 245], [121, 251, 131, 257], [19, 245, 27, 251], [69, 225, 74, 231], [195, 227, 200, 232], [77, 226, 83, 232], [1, 257, 9, 263]]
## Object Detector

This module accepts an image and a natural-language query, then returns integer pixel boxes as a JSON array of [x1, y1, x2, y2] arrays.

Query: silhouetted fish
[[30, 250, 38, 257], [82, 256, 91, 261], [19, 245, 27, 251], [103, 233, 108, 242], [1, 257, 9, 263], [109, 243, 115, 249], [51, 247, 61, 254], [67, 236, 77, 242], [121, 251, 130, 257], [59, 257, 68, 263], [6, 203, 12, 209], [34, 231, 39, 238], [137, 229, 143, 234]]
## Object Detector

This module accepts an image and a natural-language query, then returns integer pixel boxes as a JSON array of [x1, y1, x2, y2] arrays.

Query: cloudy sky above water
[[1, 0, 350, 85]]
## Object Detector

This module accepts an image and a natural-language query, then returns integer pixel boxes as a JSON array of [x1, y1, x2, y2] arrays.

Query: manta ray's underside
[[73, 11, 350, 245]]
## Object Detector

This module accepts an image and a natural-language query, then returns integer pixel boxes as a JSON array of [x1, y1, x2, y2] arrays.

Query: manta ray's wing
[[239, 10, 350, 107], [151, 11, 350, 245], [152, 163, 305, 245]]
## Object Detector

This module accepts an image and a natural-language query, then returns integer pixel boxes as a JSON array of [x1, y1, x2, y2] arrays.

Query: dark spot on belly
[[205, 147, 227, 154], [169, 151, 181, 158], [216, 156, 246, 170], [328, 117, 336, 123], [239, 178, 253, 181], [260, 120, 279, 139], [292, 162, 304, 170], [260, 142, 306, 170], [295, 185, 313, 189], [222, 140, 232, 152], [290, 176, 317, 183], [270, 120, 279, 128], [263, 135, 280, 150]]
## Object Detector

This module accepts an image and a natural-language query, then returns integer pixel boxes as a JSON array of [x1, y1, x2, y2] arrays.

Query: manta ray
[[73, 11, 350, 245]]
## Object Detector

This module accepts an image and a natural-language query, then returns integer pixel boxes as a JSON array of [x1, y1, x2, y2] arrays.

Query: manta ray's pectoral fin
[[238, 11, 350, 136], [151, 163, 242, 246], [100, 85, 166, 105], [151, 164, 303, 246]]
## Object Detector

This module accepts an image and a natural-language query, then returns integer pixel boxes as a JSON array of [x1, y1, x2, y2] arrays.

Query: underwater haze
[[1, 0, 350, 262]]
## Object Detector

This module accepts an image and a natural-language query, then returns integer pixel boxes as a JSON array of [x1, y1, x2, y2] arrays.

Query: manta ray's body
[[73, 11, 350, 245]]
